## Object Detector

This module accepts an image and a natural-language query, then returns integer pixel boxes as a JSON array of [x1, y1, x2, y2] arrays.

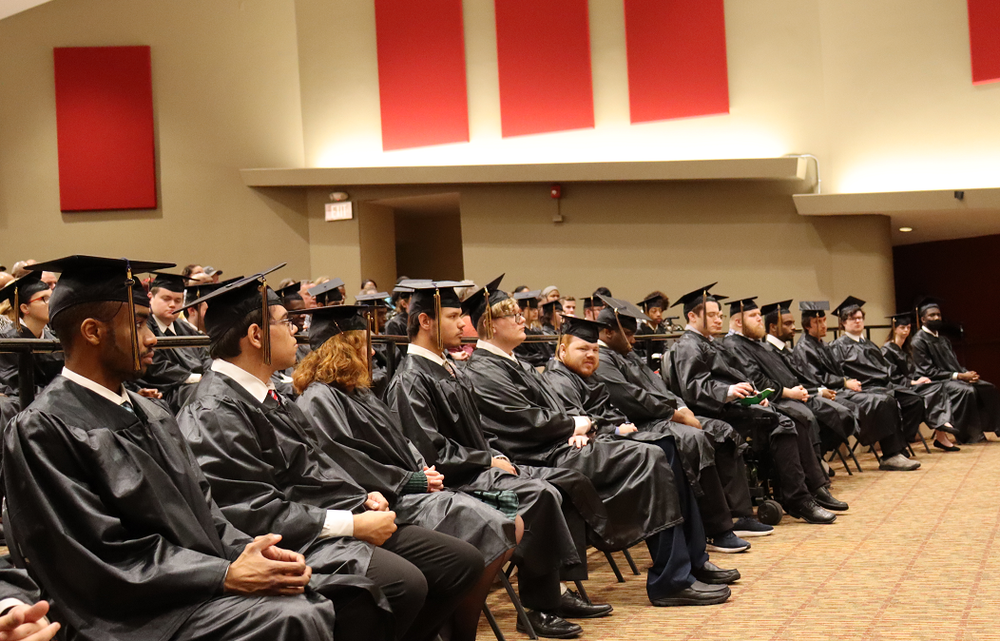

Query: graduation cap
[[798, 300, 829, 322], [560, 315, 605, 344], [540, 299, 563, 316], [581, 296, 595, 310], [28, 255, 175, 370], [0, 272, 50, 318], [355, 291, 390, 333], [728, 297, 759, 317], [514, 289, 541, 310], [185, 263, 286, 365], [671, 283, 725, 316], [275, 281, 303, 303], [185, 276, 242, 306], [309, 278, 345, 306], [759, 299, 792, 317], [596, 294, 651, 333], [916, 296, 944, 316], [639, 293, 667, 311], [833, 296, 866, 318], [150, 272, 187, 293], [888, 311, 914, 328], [460, 275, 506, 340], [403, 279, 467, 351], [291, 304, 369, 351]]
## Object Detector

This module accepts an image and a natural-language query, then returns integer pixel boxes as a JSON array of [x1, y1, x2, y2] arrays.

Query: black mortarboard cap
[[30, 256, 173, 322], [888, 312, 914, 327], [405, 280, 464, 316], [185, 264, 286, 363], [672, 283, 725, 316], [309, 278, 345, 305], [0, 272, 49, 312], [150, 272, 186, 293], [560, 315, 604, 343], [833, 296, 866, 318], [460, 275, 506, 335], [728, 297, 759, 316], [798, 300, 829, 320], [639, 293, 666, 310], [290, 304, 369, 350], [185, 276, 242, 306], [541, 299, 563, 315], [581, 296, 595, 310], [596, 294, 651, 333], [275, 281, 303, 301], [759, 299, 792, 317], [916, 296, 944, 315], [514, 289, 540, 310], [356, 291, 390, 306]]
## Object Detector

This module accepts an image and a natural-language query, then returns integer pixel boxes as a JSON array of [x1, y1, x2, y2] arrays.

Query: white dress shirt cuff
[[952, 372, 960, 380], [0, 598, 26, 616], [320, 510, 355, 539], [573, 416, 591, 430], [725, 385, 740, 402], [185, 373, 202, 384]]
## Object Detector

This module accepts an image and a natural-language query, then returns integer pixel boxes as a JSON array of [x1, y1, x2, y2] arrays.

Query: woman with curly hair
[[294, 305, 519, 641]]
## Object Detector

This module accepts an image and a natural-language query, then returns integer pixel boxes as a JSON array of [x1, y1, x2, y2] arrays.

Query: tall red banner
[[623, 0, 729, 123], [494, 0, 595, 137], [374, 0, 469, 150], [54, 46, 157, 211], [968, 0, 1000, 84]]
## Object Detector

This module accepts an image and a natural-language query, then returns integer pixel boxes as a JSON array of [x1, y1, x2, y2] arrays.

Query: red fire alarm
[[550, 183, 562, 199]]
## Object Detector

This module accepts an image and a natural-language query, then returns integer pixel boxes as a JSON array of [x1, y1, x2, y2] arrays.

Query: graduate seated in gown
[[386, 279, 614, 639], [722, 299, 861, 477], [4, 256, 336, 641], [829, 297, 924, 470], [911, 297, 1000, 444], [632, 292, 668, 361], [582, 299, 772, 551], [882, 312, 962, 451], [291, 303, 520, 641], [174, 272, 485, 641], [0, 272, 64, 396], [463, 283, 737, 607], [667, 285, 842, 524], [0, 555, 59, 641], [135, 272, 208, 411], [513, 290, 551, 367]]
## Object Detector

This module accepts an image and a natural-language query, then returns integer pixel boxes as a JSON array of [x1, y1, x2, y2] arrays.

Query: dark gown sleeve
[[176, 398, 328, 551], [4, 410, 234, 617], [791, 337, 845, 389], [387, 371, 494, 480], [720, 337, 779, 393], [593, 353, 675, 424], [910, 331, 960, 380], [831, 339, 888, 386], [0, 556, 40, 606], [670, 336, 732, 414]]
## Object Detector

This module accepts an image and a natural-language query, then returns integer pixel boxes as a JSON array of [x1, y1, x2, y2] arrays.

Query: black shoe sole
[[693, 571, 741, 585], [516, 626, 582, 639], [651, 590, 731, 607], [552, 606, 614, 619], [814, 501, 849, 512], [787, 511, 836, 524]]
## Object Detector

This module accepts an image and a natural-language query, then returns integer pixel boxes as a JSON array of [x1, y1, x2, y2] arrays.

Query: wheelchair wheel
[[757, 499, 783, 526]]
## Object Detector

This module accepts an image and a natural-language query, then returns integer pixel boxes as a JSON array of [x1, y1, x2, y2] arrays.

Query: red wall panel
[[54, 46, 157, 211], [623, 0, 729, 123], [374, 0, 469, 151], [494, 0, 595, 137], [968, 0, 1000, 84]]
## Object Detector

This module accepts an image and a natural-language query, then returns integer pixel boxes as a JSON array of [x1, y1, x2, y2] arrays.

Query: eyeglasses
[[496, 312, 525, 323], [270, 318, 296, 330]]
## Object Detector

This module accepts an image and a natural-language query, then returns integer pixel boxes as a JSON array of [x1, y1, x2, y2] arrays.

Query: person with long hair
[[293, 305, 520, 641]]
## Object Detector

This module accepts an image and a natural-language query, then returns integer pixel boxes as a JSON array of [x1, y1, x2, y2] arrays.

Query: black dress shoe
[[787, 499, 837, 524], [692, 560, 741, 585], [552, 589, 613, 619], [813, 486, 849, 511], [934, 439, 961, 452], [517, 611, 582, 639], [650, 580, 731, 606]]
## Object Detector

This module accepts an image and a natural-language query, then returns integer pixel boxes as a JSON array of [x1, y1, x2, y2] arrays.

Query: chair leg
[[504, 561, 515, 579], [482, 604, 506, 641], [835, 447, 854, 476], [846, 440, 864, 472], [622, 548, 641, 576], [573, 580, 591, 604], [604, 551, 626, 583], [868, 445, 882, 464], [917, 430, 931, 454], [498, 572, 536, 640]]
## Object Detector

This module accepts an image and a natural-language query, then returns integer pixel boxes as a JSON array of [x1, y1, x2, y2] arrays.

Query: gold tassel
[[484, 289, 494, 340], [260, 280, 271, 366], [366, 309, 374, 378], [434, 288, 443, 353], [12, 287, 19, 324], [125, 263, 141, 371], [702, 290, 708, 334]]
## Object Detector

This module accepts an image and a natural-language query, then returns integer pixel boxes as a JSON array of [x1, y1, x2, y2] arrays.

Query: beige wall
[[0, 0, 310, 278]]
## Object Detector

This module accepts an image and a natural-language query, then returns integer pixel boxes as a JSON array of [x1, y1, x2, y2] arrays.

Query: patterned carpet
[[481, 435, 1000, 641]]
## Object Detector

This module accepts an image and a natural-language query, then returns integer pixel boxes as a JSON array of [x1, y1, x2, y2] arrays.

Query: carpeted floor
[[481, 436, 1000, 641]]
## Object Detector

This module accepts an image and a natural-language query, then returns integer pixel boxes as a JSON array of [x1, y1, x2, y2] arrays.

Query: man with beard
[[911, 297, 1000, 443], [4, 256, 335, 641], [829, 296, 924, 469], [464, 283, 736, 607], [386, 279, 613, 638], [668, 285, 840, 524]]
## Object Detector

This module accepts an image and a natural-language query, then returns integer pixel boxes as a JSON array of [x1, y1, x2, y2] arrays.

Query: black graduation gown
[[668, 330, 796, 447], [4, 376, 335, 641], [465, 348, 682, 549], [0, 324, 63, 395], [386, 352, 603, 570], [633, 320, 666, 360], [513, 327, 552, 368], [792, 333, 904, 446], [911, 328, 1000, 441], [883, 341, 952, 430], [382, 315, 408, 367], [138, 317, 209, 411], [296, 382, 516, 564], [831, 335, 926, 442], [0, 555, 39, 605]]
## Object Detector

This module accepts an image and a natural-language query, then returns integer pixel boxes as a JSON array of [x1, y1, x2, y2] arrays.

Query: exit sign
[[325, 202, 353, 221]]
